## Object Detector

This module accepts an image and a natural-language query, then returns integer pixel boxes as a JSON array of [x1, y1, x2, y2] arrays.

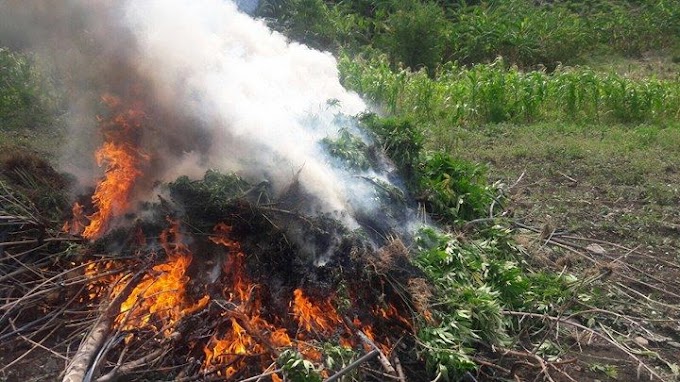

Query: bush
[[418, 152, 494, 222], [360, 114, 423, 180], [584, 0, 680, 57], [360, 114, 495, 223], [447, 0, 590, 69], [0, 48, 56, 131], [257, 0, 337, 50], [376, 1, 449, 74]]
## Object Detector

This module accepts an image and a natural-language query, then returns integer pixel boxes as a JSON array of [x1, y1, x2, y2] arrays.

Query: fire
[[115, 220, 209, 334], [292, 288, 341, 333], [210, 223, 253, 302], [67, 93, 149, 240], [377, 303, 413, 330], [204, 223, 293, 374], [75, 213, 416, 379], [83, 141, 146, 239], [62, 202, 86, 235], [80, 259, 126, 302]]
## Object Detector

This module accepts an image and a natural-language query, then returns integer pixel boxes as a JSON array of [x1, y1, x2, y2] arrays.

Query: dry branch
[[392, 353, 407, 382], [324, 350, 379, 382], [356, 330, 396, 376], [341, 315, 398, 377], [95, 347, 166, 382], [236, 368, 283, 382], [503, 310, 666, 381], [62, 271, 146, 382], [0, 236, 82, 247]]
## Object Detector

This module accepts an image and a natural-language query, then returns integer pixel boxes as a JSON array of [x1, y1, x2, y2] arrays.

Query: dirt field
[[455, 121, 680, 381]]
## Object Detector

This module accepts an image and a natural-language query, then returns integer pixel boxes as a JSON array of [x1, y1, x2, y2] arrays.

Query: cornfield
[[340, 55, 680, 126]]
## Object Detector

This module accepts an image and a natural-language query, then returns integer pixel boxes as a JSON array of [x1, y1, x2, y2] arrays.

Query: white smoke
[[123, 0, 375, 220]]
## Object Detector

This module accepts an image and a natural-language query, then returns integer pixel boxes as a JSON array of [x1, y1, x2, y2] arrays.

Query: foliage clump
[[167, 170, 251, 227], [0, 48, 62, 131], [413, 227, 580, 379], [321, 127, 371, 171], [360, 114, 494, 223]]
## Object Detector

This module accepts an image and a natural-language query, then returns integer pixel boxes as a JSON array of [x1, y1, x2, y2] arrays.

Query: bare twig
[[324, 350, 379, 382], [342, 315, 397, 377], [356, 330, 396, 376], [95, 347, 167, 382], [62, 271, 146, 382], [392, 353, 407, 382], [503, 310, 665, 381], [497, 347, 556, 382]]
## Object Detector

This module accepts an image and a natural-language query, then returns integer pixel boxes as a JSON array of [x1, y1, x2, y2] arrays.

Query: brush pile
[[0, 152, 435, 382]]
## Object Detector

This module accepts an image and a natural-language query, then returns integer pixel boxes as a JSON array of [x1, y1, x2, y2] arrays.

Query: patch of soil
[[487, 156, 680, 381]]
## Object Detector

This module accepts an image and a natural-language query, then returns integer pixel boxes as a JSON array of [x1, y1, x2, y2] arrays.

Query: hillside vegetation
[[1, 0, 679, 381]]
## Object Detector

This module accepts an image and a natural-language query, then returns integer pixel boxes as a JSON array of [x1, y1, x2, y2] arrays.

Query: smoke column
[[125, 0, 369, 215]]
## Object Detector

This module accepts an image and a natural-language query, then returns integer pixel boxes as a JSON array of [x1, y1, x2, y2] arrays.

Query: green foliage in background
[[257, 0, 338, 50], [447, 0, 589, 69], [258, 0, 680, 73], [0, 48, 59, 131], [376, 1, 449, 74]]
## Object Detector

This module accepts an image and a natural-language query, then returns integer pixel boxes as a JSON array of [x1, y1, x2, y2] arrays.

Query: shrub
[[447, 0, 590, 69], [257, 0, 338, 50], [360, 114, 423, 180], [0, 48, 56, 131], [418, 152, 494, 222], [376, 1, 449, 74]]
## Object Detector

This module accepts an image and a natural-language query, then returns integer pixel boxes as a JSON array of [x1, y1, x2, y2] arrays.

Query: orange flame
[[73, 93, 149, 240], [377, 303, 413, 330], [292, 288, 341, 333], [79, 219, 417, 378], [210, 223, 252, 302], [115, 220, 209, 334], [83, 142, 145, 239], [81, 259, 125, 302], [62, 202, 86, 235], [204, 223, 293, 374]]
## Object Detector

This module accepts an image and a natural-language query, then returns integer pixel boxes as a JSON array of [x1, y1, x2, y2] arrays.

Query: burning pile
[[42, 92, 427, 382]]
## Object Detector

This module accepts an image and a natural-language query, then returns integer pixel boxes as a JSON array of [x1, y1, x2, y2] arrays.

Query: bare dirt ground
[[460, 123, 680, 381]]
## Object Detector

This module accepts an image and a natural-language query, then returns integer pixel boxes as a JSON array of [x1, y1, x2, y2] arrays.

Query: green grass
[[0, 126, 65, 155], [447, 120, 680, 246]]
